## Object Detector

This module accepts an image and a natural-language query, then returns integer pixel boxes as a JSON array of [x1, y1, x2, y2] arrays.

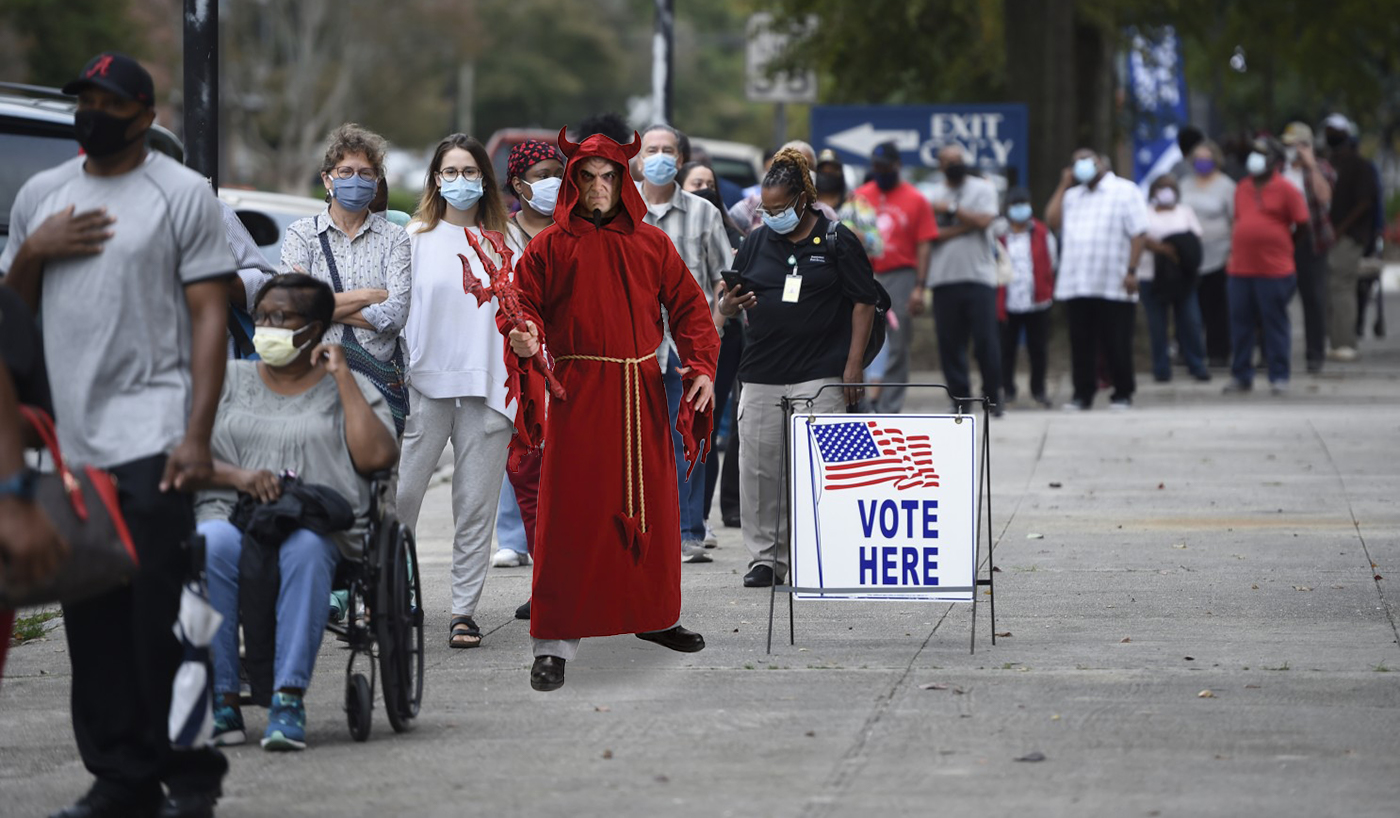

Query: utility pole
[[653, 0, 674, 125], [182, 0, 219, 187]]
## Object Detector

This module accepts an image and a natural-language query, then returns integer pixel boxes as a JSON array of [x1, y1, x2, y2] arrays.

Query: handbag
[[0, 406, 138, 608], [317, 230, 409, 434], [993, 238, 1014, 286]]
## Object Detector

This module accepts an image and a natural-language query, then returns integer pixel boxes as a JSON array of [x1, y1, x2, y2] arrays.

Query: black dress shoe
[[160, 791, 219, 818], [515, 598, 531, 620], [743, 564, 786, 587], [51, 791, 158, 818], [635, 625, 706, 653], [530, 656, 566, 691], [721, 515, 741, 528]]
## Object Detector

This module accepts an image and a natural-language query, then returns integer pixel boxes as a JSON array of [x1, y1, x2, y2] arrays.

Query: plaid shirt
[[1284, 159, 1337, 253], [1054, 173, 1149, 303], [280, 210, 411, 361], [642, 185, 730, 362]]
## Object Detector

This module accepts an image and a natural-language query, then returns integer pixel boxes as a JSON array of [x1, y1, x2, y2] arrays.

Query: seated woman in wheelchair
[[195, 273, 398, 751]]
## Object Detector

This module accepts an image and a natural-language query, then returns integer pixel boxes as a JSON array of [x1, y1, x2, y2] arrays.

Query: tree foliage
[[1, 0, 142, 87]]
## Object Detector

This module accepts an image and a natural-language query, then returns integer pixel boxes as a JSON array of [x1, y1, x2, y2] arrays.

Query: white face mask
[[525, 176, 562, 215], [1152, 188, 1177, 207], [252, 325, 315, 367], [1246, 152, 1269, 176]]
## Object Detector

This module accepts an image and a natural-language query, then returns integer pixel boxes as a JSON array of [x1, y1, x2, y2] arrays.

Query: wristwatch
[[0, 467, 38, 502]]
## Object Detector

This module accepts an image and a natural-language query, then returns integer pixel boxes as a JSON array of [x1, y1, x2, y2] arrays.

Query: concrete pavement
[[3, 296, 1398, 817]]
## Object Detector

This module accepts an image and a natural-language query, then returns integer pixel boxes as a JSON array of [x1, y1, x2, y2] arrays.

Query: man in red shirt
[[1225, 137, 1309, 395], [851, 142, 938, 412]]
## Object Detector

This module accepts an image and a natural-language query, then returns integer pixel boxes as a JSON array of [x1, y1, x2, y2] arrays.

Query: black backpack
[[826, 219, 891, 368]]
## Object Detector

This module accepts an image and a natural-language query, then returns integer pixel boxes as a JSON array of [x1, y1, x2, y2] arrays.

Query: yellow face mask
[[252, 325, 314, 367]]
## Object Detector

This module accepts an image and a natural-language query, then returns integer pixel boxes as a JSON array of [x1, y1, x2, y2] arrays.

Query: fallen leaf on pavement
[[1375, 574, 1384, 581], [1293, 585, 1312, 591], [805, 730, 816, 737], [1048, 482, 1062, 488], [1245, 684, 1261, 689], [996, 632, 1012, 638], [595, 705, 611, 712], [1157, 483, 1165, 490], [1121, 637, 1131, 643], [1251, 584, 1259, 590], [1197, 690, 1215, 698], [920, 683, 949, 690], [1172, 543, 1187, 549], [1014, 752, 1047, 762], [654, 774, 670, 783], [1026, 533, 1044, 539], [602, 749, 614, 759]]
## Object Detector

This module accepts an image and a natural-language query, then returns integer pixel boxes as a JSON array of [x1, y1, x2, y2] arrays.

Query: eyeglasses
[[438, 167, 483, 182], [329, 166, 379, 182], [252, 309, 304, 327], [756, 194, 802, 218]]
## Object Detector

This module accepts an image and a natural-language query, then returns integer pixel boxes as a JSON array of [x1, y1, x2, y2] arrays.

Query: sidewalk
[[3, 298, 1397, 817]]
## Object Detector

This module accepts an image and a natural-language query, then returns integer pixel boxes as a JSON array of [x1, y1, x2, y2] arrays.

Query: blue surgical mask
[[1073, 157, 1098, 184], [643, 153, 678, 186], [331, 175, 377, 212], [1007, 203, 1033, 223], [440, 176, 484, 210], [525, 176, 562, 215], [761, 206, 801, 235]]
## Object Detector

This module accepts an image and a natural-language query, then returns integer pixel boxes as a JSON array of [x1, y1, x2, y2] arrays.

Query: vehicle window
[[0, 127, 80, 234], [710, 157, 757, 189]]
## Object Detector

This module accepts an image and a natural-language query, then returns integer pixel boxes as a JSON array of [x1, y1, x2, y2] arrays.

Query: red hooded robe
[[509, 129, 721, 640]]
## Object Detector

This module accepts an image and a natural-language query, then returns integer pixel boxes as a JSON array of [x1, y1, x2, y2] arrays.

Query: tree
[[0, 0, 143, 88]]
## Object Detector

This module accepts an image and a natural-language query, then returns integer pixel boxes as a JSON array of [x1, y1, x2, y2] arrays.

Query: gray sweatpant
[[875, 267, 917, 413], [396, 388, 512, 617], [1327, 235, 1363, 350], [738, 378, 844, 573]]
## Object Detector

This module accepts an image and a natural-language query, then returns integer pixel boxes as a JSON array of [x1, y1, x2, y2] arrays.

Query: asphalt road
[[3, 296, 1397, 818]]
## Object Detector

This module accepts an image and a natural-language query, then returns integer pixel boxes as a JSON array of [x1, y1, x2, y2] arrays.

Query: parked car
[[0, 82, 183, 256], [216, 187, 326, 267]]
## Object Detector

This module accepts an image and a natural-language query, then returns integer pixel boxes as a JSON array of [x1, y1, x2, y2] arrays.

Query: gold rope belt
[[554, 351, 657, 533]]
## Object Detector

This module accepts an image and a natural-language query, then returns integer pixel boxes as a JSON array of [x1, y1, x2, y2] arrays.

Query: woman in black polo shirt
[[720, 148, 880, 588]]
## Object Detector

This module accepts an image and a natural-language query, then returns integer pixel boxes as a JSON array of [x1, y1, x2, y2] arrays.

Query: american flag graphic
[[811, 421, 940, 491]]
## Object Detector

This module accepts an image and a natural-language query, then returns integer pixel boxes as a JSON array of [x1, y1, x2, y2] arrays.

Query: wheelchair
[[325, 471, 425, 741]]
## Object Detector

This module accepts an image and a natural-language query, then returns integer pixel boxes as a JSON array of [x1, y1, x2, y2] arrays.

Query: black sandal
[[448, 615, 482, 649]]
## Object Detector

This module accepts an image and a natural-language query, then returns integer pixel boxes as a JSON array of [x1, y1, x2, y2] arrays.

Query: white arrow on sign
[[826, 123, 921, 157]]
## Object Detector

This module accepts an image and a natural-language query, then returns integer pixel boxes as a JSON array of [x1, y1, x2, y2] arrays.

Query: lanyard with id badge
[[782, 254, 803, 303]]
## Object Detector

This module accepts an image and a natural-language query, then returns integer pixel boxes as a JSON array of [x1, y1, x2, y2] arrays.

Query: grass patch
[[1263, 661, 1291, 671], [12, 610, 61, 643], [1374, 662, 1391, 672]]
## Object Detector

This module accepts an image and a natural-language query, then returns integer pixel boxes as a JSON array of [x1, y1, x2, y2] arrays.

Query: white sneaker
[[1109, 400, 1131, 411], [1061, 401, 1087, 412], [703, 523, 718, 548], [682, 540, 712, 563], [1327, 347, 1359, 362], [491, 548, 525, 568]]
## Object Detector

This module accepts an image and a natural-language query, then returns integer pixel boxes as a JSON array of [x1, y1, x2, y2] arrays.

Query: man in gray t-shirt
[[925, 145, 1003, 413], [0, 52, 233, 816]]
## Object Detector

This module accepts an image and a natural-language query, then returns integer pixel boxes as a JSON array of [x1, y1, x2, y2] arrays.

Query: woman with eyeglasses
[[279, 123, 412, 433], [720, 148, 882, 588], [395, 134, 515, 650], [196, 274, 398, 751]]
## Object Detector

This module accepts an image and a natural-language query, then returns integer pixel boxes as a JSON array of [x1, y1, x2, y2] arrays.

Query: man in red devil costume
[[506, 128, 720, 691]]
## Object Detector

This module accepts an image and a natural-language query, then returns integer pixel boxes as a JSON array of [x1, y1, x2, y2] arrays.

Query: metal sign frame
[[764, 383, 998, 654]]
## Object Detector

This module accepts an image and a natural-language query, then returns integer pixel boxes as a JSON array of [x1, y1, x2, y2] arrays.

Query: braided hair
[[763, 147, 817, 204]]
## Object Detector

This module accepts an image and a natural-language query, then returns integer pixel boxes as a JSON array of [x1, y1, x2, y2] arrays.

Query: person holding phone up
[[719, 148, 882, 588]]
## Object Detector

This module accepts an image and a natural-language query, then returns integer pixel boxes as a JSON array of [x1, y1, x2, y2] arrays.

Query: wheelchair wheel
[[346, 672, 372, 742], [376, 521, 424, 733]]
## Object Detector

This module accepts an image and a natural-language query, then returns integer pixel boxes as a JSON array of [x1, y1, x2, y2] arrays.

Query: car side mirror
[[236, 210, 279, 246]]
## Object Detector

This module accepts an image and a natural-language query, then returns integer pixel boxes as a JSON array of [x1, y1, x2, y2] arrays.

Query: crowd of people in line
[[0, 50, 1390, 818]]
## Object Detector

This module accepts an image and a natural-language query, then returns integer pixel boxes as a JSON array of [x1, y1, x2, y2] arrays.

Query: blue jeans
[[1140, 279, 1208, 380], [664, 347, 706, 542], [494, 474, 528, 555], [1228, 275, 1297, 386], [201, 519, 340, 696]]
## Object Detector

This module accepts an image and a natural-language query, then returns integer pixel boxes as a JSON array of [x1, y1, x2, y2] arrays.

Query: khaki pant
[[738, 378, 845, 573], [1327, 236, 1364, 350]]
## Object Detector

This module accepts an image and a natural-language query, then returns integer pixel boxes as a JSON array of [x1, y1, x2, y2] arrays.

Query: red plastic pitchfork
[[458, 229, 567, 401]]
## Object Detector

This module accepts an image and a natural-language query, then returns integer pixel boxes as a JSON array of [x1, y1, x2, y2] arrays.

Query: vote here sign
[[789, 414, 977, 602]]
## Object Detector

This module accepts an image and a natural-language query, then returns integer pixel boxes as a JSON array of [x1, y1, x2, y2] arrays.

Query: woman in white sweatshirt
[[397, 134, 514, 649]]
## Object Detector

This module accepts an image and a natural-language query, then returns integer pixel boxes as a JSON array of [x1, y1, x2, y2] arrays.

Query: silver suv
[[0, 82, 183, 256]]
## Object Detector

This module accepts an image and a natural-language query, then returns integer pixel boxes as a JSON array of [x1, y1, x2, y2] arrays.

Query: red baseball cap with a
[[62, 52, 155, 106]]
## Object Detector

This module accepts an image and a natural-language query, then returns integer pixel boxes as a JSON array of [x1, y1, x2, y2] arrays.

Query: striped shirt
[[1055, 173, 1149, 303], [641, 184, 729, 362], [280, 210, 412, 361]]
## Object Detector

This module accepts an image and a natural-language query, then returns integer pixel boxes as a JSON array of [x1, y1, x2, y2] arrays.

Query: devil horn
[[621, 130, 642, 160], [558, 126, 579, 158]]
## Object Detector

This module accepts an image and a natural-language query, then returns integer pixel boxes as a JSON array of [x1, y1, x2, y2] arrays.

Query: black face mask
[[694, 185, 724, 212], [75, 109, 146, 159], [815, 171, 845, 196], [1325, 131, 1348, 148], [874, 170, 899, 192], [944, 163, 968, 185]]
